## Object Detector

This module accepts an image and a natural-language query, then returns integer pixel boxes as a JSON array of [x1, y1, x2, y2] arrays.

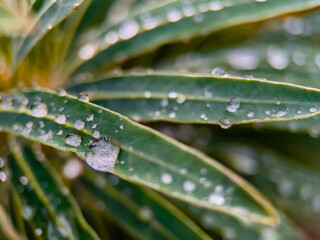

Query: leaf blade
[[68, 73, 320, 124], [0, 89, 278, 225]]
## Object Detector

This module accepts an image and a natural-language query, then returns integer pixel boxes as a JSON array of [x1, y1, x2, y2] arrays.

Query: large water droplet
[[65, 133, 82, 147], [85, 138, 120, 172], [31, 102, 48, 117]]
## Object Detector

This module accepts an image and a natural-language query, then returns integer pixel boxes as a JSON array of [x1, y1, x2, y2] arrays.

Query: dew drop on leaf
[[219, 118, 232, 129], [211, 67, 226, 77], [247, 111, 255, 118], [31, 102, 48, 117], [55, 115, 66, 124], [78, 92, 89, 102], [74, 120, 85, 130], [85, 137, 120, 172], [183, 180, 196, 192], [65, 133, 82, 146], [226, 98, 240, 113]]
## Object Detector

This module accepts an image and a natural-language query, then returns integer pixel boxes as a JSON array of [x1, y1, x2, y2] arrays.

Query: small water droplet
[[65, 133, 82, 147], [208, 192, 225, 205], [119, 20, 139, 40], [74, 120, 85, 130], [86, 114, 94, 121], [93, 130, 100, 138], [272, 110, 288, 118], [63, 159, 83, 179], [144, 91, 151, 98], [31, 102, 48, 117], [219, 118, 231, 129], [35, 228, 42, 236], [161, 173, 173, 184], [19, 176, 28, 185], [72, 3, 80, 10], [78, 92, 89, 102], [247, 111, 254, 118], [211, 67, 226, 77], [85, 138, 120, 172], [183, 180, 196, 192], [310, 107, 317, 113], [139, 206, 153, 221], [226, 98, 240, 113], [55, 115, 66, 124], [57, 89, 67, 96]]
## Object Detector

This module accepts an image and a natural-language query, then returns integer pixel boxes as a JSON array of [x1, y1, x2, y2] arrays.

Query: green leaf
[[79, 171, 212, 240], [70, 0, 320, 75], [68, 73, 320, 124], [175, 202, 302, 240], [206, 139, 320, 220], [14, 0, 87, 68], [0, 89, 277, 225], [8, 140, 99, 239]]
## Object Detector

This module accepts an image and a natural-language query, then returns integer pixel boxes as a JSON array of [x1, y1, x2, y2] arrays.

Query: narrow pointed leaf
[[0, 89, 277, 225], [71, 0, 320, 75], [79, 172, 212, 240], [8, 141, 99, 240], [206, 139, 320, 233], [14, 0, 87, 68], [68, 73, 320, 124]]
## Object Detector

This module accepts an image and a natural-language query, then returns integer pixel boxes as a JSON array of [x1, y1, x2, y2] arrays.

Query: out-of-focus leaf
[[8, 141, 99, 239], [0, 89, 278, 225], [79, 171, 212, 240], [0, 204, 25, 240], [70, 0, 320, 75], [206, 139, 320, 236], [175, 202, 302, 240], [14, 0, 87, 68], [68, 73, 320, 124]]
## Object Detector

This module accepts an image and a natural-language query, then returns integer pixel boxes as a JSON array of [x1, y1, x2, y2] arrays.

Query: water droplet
[[86, 114, 94, 121], [63, 159, 83, 179], [267, 45, 289, 70], [209, 1, 224, 11], [160, 98, 168, 107], [310, 107, 317, 113], [144, 91, 151, 98], [169, 112, 176, 119], [183, 180, 196, 192], [55, 115, 66, 124], [85, 138, 120, 172], [19, 176, 28, 185], [78, 44, 96, 60], [161, 173, 173, 184], [78, 92, 89, 102], [167, 8, 182, 22], [65, 133, 82, 147], [74, 120, 85, 130], [168, 92, 178, 98], [283, 17, 303, 35], [211, 67, 226, 77], [57, 89, 67, 96], [208, 192, 225, 205], [31, 102, 48, 117], [119, 20, 139, 40], [219, 118, 231, 129], [0, 171, 6, 182], [72, 3, 80, 10], [226, 98, 240, 113], [57, 130, 63, 135], [176, 94, 186, 104], [227, 48, 259, 70], [139, 206, 153, 221], [35, 228, 42, 236], [247, 111, 254, 118], [93, 130, 100, 138], [272, 110, 288, 118], [119, 125, 124, 130]]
